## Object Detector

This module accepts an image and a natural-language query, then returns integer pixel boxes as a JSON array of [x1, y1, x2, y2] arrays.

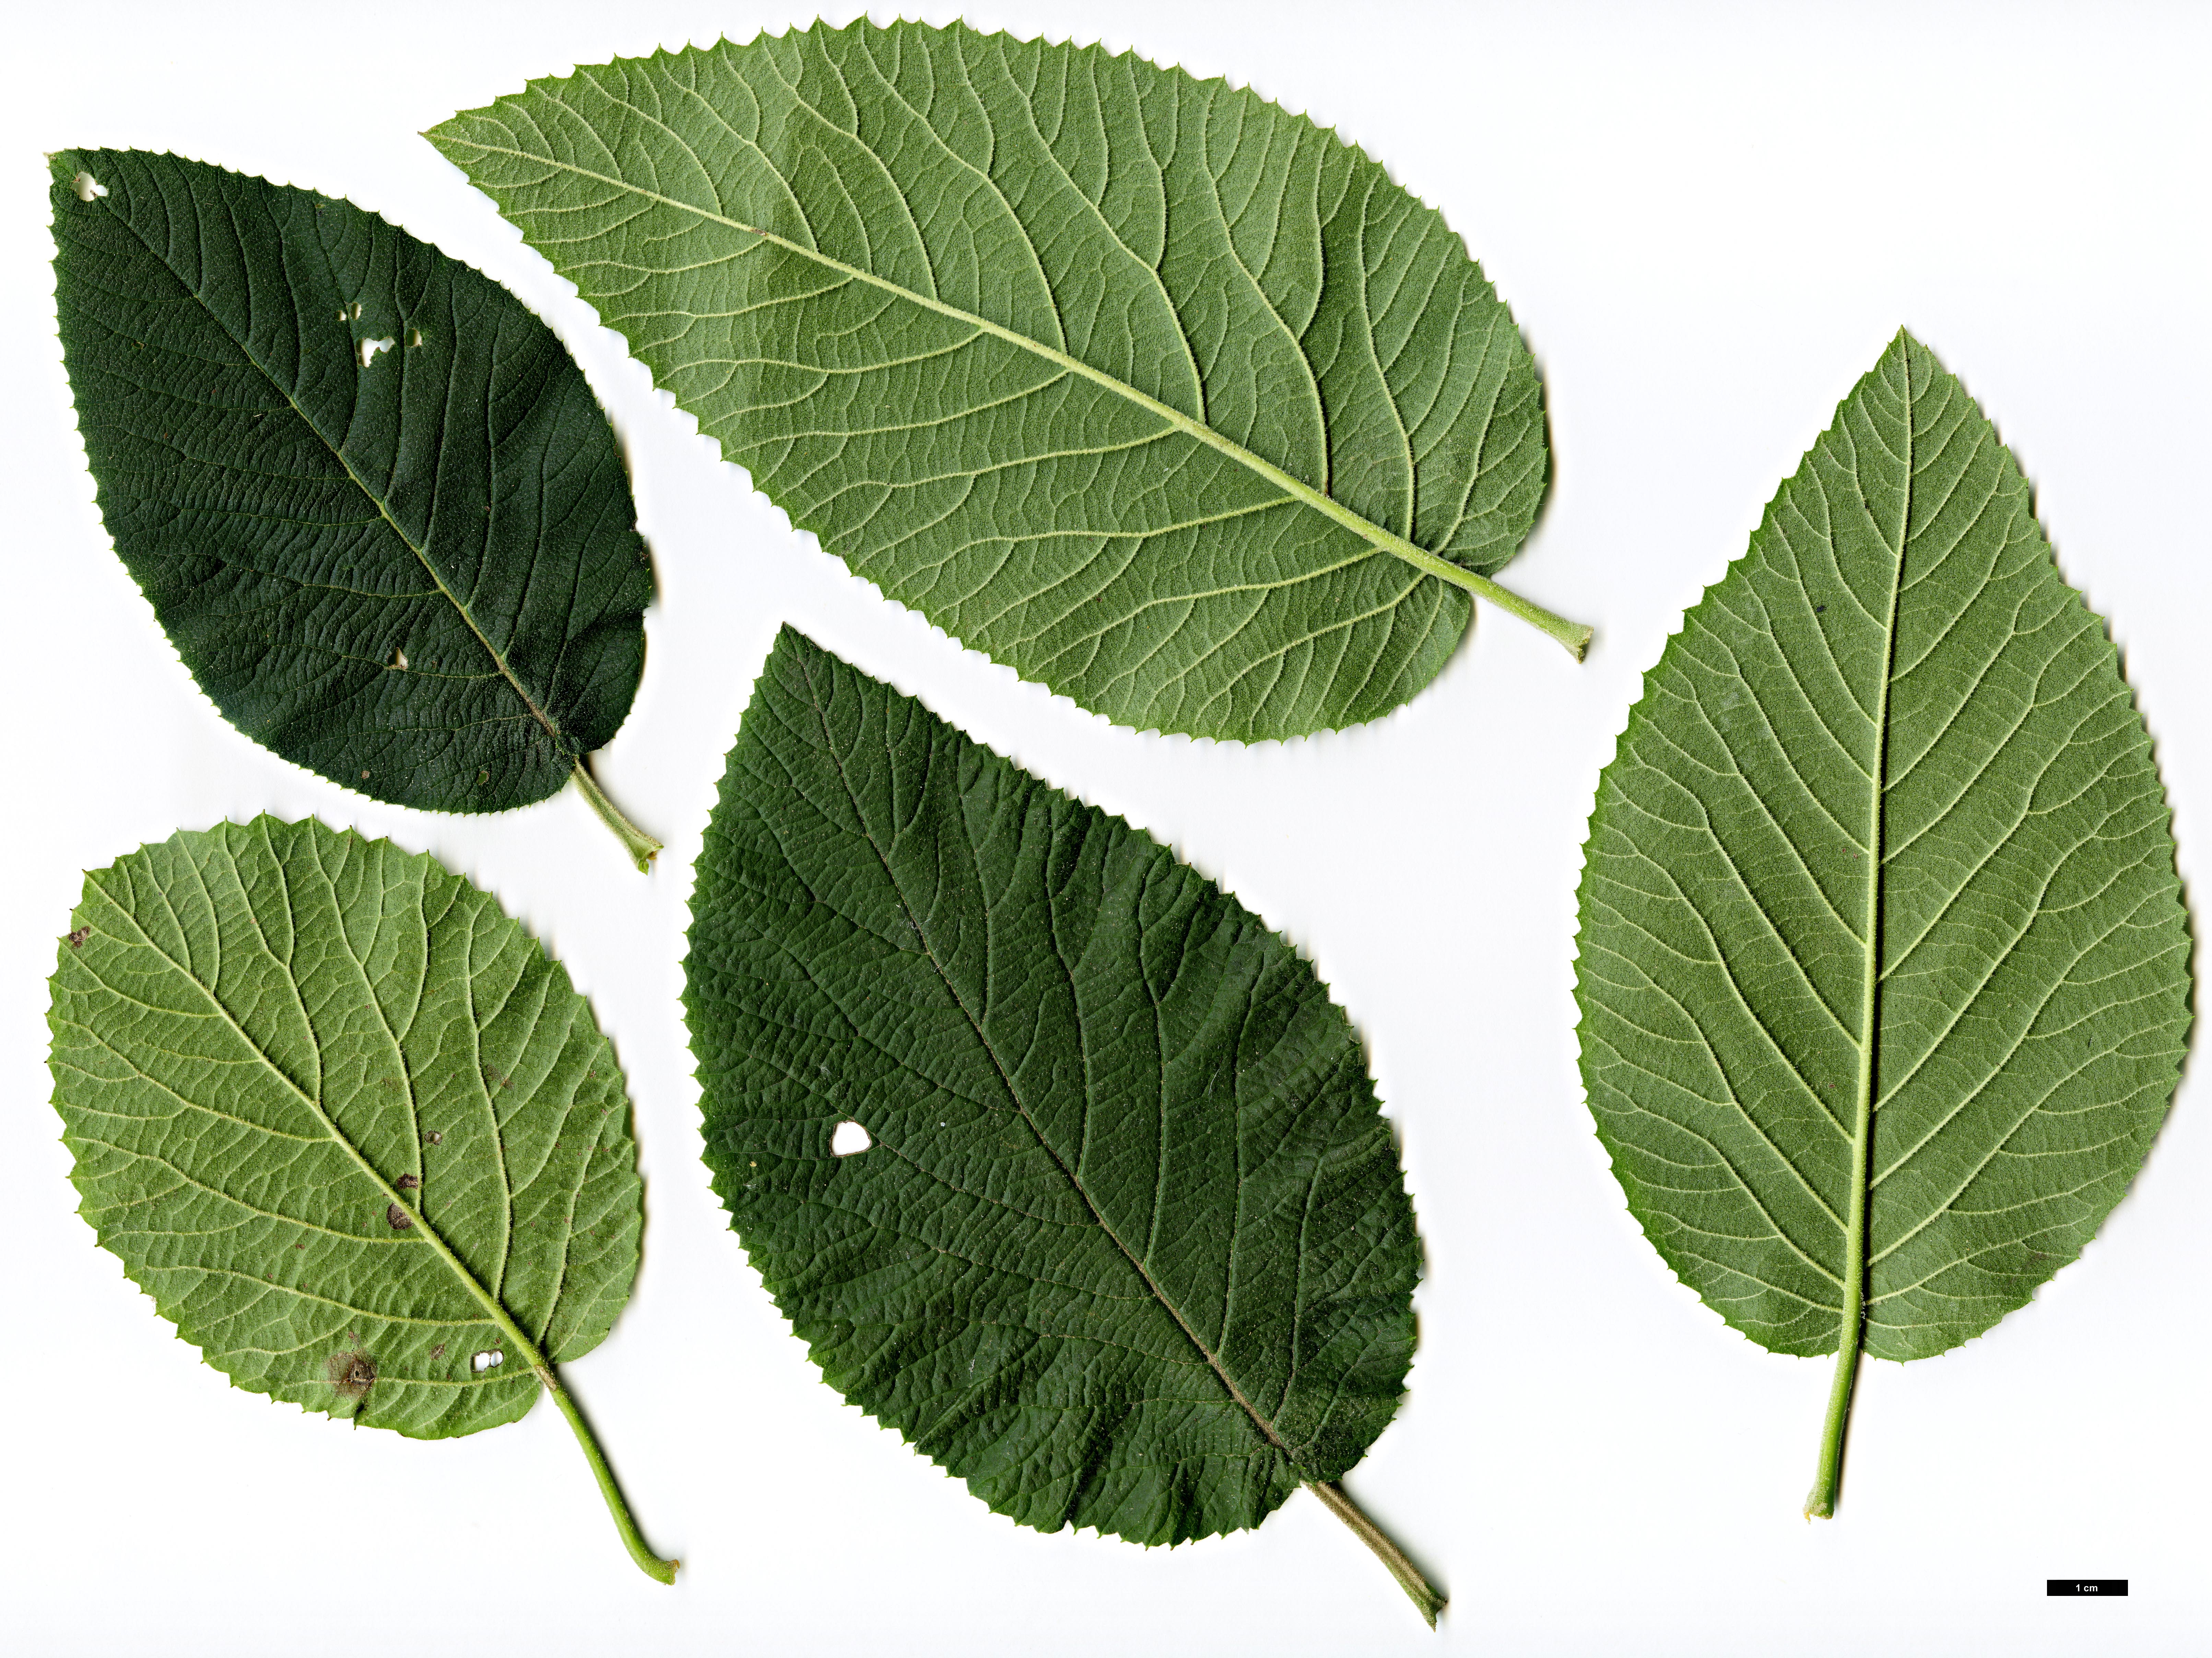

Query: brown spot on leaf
[[430, 1342, 445, 1361], [425, 1130, 443, 1145], [395, 1174, 421, 1191], [386, 1203, 412, 1230], [327, 1349, 376, 1399], [65, 927, 91, 949]]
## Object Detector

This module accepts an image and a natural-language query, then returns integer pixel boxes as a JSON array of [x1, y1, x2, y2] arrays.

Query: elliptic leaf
[[684, 627, 1440, 1621], [428, 20, 1588, 744], [1573, 332, 2189, 1516], [46, 817, 674, 1579], [49, 150, 660, 867]]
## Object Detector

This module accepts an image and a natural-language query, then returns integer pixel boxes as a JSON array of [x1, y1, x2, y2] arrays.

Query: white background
[[2, 3, 2205, 1653]]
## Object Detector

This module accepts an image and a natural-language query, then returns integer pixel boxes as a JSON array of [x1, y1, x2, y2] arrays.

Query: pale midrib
[[795, 665, 1305, 1467], [100, 194, 570, 754], [84, 853, 565, 1397], [441, 137, 1515, 612], [1840, 412, 1914, 1352]]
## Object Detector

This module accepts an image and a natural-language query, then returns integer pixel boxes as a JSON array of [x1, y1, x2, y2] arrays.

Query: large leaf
[[683, 627, 1439, 1621], [49, 150, 660, 867], [428, 20, 1587, 743], [45, 817, 674, 1579], [1573, 332, 2189, 1517]]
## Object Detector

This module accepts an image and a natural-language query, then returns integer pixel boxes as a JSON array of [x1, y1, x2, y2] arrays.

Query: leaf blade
[[429, 21, 1570, 741], [47, 815, 674, 1577], [1574, 332, 2189, 1501], [47, 816, 643, 1433], [49, 150, 653, 815], [684, 627, 1422, 1551]]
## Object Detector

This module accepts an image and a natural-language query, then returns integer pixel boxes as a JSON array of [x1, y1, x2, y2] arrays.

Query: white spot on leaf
[[73, 171, 107, 202], [830, 1120, 872, 1156]]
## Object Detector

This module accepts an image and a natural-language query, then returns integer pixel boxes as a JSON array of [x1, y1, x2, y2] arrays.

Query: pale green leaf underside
[[46, 818, 643, 1435], [1575, 333, 2188, 1362], [428, 19, 1548, 741]]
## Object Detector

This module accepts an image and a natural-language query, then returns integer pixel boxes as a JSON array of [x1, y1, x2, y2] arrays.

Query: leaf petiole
[[1307, 1480, 1446, 1628], [397, 1195, 675, 1581], [571, 758, 662, 872], [1382, 539, 1593, 661], [537, 1363, 680, 1584], [1803, 1321, 1863, 1520]]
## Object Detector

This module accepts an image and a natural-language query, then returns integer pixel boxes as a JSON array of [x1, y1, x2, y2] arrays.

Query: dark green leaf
[[50, 150, 658, 863], [428, 21, 1586, 744], [1573, 332, 2190, 1515], [684, 627, 1438, 1619], [46, 816, 673, 1578]]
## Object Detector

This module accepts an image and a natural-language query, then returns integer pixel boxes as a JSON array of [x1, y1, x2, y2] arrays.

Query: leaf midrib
[[90, 172, 570, 755], [791, 656, 1306, 1470], [81, 830, 562, 1395], [1841, 368, 1914, 1340], [434, 133, 1508, 611]]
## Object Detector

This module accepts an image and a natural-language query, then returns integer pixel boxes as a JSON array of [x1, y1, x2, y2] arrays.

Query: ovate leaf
[[49, 150, 660, 868], [684, 627, 1440, 1621], [1573, 332, 2189, 1517], [46, 817, 674, 1580], [428, 20, 1587, 743]]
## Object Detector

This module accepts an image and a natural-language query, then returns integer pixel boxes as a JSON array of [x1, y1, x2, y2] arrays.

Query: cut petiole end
[[1404, 547, 1592, 663], [1479, 579, 1593, 662], [570, 758, 662, 872], [1802, 1325, 1862, 1523], [1306, 1479, 1445, 1630]]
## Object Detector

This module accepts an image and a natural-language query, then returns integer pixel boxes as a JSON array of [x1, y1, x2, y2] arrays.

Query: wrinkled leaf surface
[[51, 150, 652, 813], [684, 627, 1420, 1543]]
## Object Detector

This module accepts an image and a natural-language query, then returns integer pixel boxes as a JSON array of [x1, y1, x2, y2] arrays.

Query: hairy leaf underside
[[430, 20, 1546, 741], [46, 818, 644, 1435], [1575, 333, 2188, 1362], [684, 628, 1421, 1543], [50, 150, 652, 812]]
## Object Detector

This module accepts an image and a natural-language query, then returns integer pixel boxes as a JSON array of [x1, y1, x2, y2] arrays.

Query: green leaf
[[1572, 332, 2190, 1517], [49, 150, 661, 869], [427, 20, 1587, 744], [45, 817, 675, 1580], [684, 627, 1440, 1621]]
